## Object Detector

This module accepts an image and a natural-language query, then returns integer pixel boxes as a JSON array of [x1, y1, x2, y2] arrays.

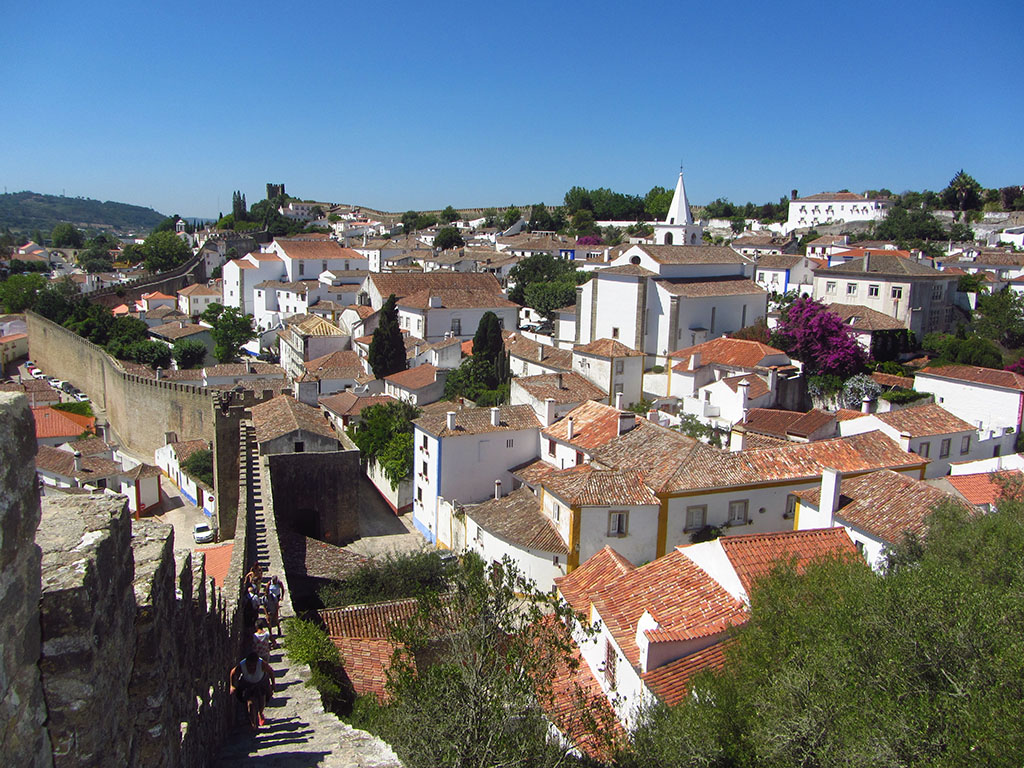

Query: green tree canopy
[[644, 186, 673, 220], [501, 207, 522, 230], [974, 288, 1024, 348], [400, 210, 419, 232], [444, 311, 511, 405], [142, 230, 192, 273], [172, 338, 208, 369], [347, 400, 420, 488], [200, 303, 256, 362], [181, 447, 214, 487], [941, 169, 984, 211], [624, 499, 1024, 768], [439, 205, 460, 224], [523, 281, 577, 320], [872, 206, 946, 243], [433, 226, 464, 251], [368, 294, 407, 379], [507, 252, 590, 305], [0, 272, 48, 312], [51, 222, 84, 248]]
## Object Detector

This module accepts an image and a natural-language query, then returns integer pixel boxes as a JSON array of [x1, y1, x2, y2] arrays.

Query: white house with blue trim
[[154, 435, 217, 517], [753, 253, 818, 295]]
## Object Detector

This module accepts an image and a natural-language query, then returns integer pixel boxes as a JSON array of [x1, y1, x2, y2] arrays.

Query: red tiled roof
[[320, 598, 419, 637], [319, 392, 394, 418], [331, 638, 396, 701], [671, 337, 787, 370], [716, 528, 858, 595], [541, 465, 658, 507], [31, 406, 95, 439], [415, 404, 540, 437], [573, 338, 643, 358], [513, 371, 606, 404], [655, 276, 766, 298], [303, 349, 365, 380], [874, 403, 974, 437], [557, 548, 746, 669], [397, 288, 518, 310], [796, 469, 970, 544], [721, 374, 770, 400], [642, 640, 733, 706], [542, 400, 637, 451], [384, 363, 439, 390], [275, 239, 355, 260], [369, 272, 506, 301], [871, 371, 915, 389], [465, 487, 567, 554], [199, 542, 234, 588], [544, 642, 624, 761], [741, 408, 836, 439], [250, 394, 337, 443], [917, 364, 1024, 392], [946, 470, 1024, 507]]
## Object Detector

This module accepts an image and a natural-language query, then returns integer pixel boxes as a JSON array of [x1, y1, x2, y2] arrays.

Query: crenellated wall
[[0, 393, 53, 766]]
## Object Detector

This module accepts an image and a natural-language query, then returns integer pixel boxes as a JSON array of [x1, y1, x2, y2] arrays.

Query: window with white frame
[[891, 286, 903, 299], [728, 499, 749, 525], [552, 504, 560, 523], [608, 511, 628, 537], [685, 505, 706, 530], [826, 281, 837, 294], [868, 284, 880, 297], [846, 283, 858, 295]]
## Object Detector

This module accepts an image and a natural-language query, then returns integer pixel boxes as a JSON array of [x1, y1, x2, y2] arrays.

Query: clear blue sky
[[2, 0, 1022, 219]]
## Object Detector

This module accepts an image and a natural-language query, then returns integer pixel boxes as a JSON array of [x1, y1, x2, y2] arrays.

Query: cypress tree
[[369, 294, 407, 379]]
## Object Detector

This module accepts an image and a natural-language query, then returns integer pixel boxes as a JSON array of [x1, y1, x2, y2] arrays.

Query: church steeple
[[665, 170, 693, 226]]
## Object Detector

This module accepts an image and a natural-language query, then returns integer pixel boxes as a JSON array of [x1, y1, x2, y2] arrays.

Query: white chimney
[[730, 426, 748, 452], [429, 295, 442, 308], [861, 396, 872, 414], [156, 367, 163, 380], [494, 480, 502, 500], [246, 359, 253, 374], [615, 392, 624, 410], [567, 416, 575, 441], [446, 411, 456, 431], [687, 351, 700, 371], [543, 398, 556, 427], [768, 367, 778, 393], [647, 409, 659, 423], [490, 407, 500, 427], [820, 468, 842, 522], [618, 411, 634, 436], [537, 345, 545, 361], [738, 378, 750, 414], [414, 344, 420, 357], [73, 450, 82, 472]]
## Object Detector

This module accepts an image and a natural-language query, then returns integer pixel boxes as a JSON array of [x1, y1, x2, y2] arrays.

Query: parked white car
[[193, 522, 215, 544]]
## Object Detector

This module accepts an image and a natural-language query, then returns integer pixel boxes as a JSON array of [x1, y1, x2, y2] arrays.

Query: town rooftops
[[671, 337, 788, 371], [599, 263, 657, 277], [795, 469, 969, 545], [871, 371, 916, 389], [204, 362, 285, 378], [250, 394, 337, 443], [741, 408, 836, 440], [826, 303, 905, 331], [755, 253, 804, 269], [873, 403, 974, 436], [514, 371, 606, 404], [303, 350, 364, 380], [149, 322, 209, 340], [290, 315, 346, 337], [383, 363, 441, 392], [397, 288, 518, 310], [713, 528, 859, 595], [556, 546, 747, 670], [35, 444, 120, 480], [465, 487, 567, 554], [654, 276, 766, 298], [946, 470, 1023, 508], [630, 244, 747, 265], [168, 439, 209, 464], [31, 406, 95, 440], [59, 436, 112, 456], [504, 331, 573, 371], [916, 363, 1024, 392], [573, 338, 643, 358], [368, 272, 506, 301], [274, 238, 360, 260], [414, 403, 540, 437], [178, 283, 222, 296], [541, 464, 659, 507], [815, 253, 944, 277], [641, 640, 732, 706], [542, 400, 639, 452], [141, 291, 175, 301]]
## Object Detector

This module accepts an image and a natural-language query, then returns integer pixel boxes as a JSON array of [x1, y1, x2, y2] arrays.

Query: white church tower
[[654, 171, 705, 246]]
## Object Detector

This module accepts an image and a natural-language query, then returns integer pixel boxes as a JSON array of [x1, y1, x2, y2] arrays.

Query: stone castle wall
[[267, 450, 361, 545], [86, 249, 207, 310], [25, 311, 216, 456], [0, 394, 53, 766]]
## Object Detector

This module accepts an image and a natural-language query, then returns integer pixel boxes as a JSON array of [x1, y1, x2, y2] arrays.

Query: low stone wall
[[0, 393, 53, 766]]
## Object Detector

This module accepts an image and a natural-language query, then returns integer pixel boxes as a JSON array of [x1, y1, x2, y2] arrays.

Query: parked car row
[[24, 361, 89, 402]]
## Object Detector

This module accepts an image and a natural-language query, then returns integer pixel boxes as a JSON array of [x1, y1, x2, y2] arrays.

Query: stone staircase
[[245, 425, 272, 577]]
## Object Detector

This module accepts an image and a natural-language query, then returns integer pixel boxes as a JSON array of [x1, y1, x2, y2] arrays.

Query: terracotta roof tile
[[199, 542, 234, 589], [542, 400, 638, 452], [331, 637, 396, 702], [275, 239, 359, 260], [541, 465, 658, 507], [319, 392, 394, 418], [384, 363, 440, 390], [149, 322, 209, 340], [573, 338, 643, 358], [250, 394, 337, 443], [946, 470, 1024, 507], [504, 331, 573, 371], [320, 598, 419, 638], [871, 371, 916, 389], [716, 528, 859, 595], [817, 253, 943, 277], [796, 469, 970, 544], [415, 404, 540, 437], [303, 349, 365, 380], [655, 276, 766, 298], [721, 374, 770, 399], [828, 303, 906, 331], [514, 371, 606, 404], [642, 640, 732, 705], [671, 337, 787, 370], [917, 364, 1024, 392], [31, 406, 95, 440], [465, 487, 567, 553], [35, 445, 120, 480], [397, 288, 518, 310], [369, 272, 505, 302], [741, 408, 836, 439], [544, 641, 624, 761], [874, 403, 974, 436], [633, 244, 747, 265]]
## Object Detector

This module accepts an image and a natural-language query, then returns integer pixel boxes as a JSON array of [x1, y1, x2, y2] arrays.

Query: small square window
[[892, 287, 903, 299], [611, 327, 620, 339], [961, 435, 971, 454], [294, 441, 305, 453], [940, 438, 951, 458], [608, 511, 628, 537], [918, 442, 930, 458], [422, 461, 428, 477], [868, 284, 880, 297], [686, 505, 706, 530], [728, 500, 748, 525], [826, 281, 837, 294], [548, 439, 556, 457], [846, 283, 858, 295]]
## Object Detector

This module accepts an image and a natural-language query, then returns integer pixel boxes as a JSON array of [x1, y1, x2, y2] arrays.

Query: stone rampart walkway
[[216, 646, 401, 767]]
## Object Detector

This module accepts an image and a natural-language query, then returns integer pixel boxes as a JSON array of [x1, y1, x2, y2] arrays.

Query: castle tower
[[654, 171, 705, 246]]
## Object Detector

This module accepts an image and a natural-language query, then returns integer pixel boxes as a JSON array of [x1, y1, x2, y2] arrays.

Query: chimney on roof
[[863, 251, 870, 271], [543, 397, 556, 427], [494, 479, 502, 500], [615, 392, 624, 410], [567, 416, 575, 441], [556, 372, 563, 389], [537, 345, 545, 361], [490, 407, 500, 427], [414, 344, 420, 357], [820, 467, 842, 522], [738, 378, 750, 415], [791, 189, 798, 201], [730, 425, 747, 452], [73, 450, 82, 473], [164, 431, 177, 446], [156, 367, 163, 381], [688, 351, 700, 371], [647, 408, 659, 423], [139, 309, 146, 321], [446, 411, 456, 431], [246, 358, 253, 374], [861, 396, 872, 414], [618, 410, 634, 436]]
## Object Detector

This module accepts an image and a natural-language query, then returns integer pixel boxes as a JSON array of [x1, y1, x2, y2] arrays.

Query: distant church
[[653, 171, 704, 246]]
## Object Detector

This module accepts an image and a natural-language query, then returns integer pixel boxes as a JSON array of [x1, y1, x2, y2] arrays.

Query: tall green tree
[[172, 338, 208, 368], [941, 169, 984, 211], [507, 252, 589, 305], [51, 222, 84, 248], [0, 272, 47, 312], [501, 206, 522, 230], [142, 230, 191, 272], [433, 226, 464, 251], [528, 203, 555, 232], [644, 186, 673, 220], [401, 210, 420, 233], [439, 205, 460, 224], [974, 287, 1024, 348], [201, 303, 256, 362], [368, 294, 407, 379], [347, 400, 421, 488]]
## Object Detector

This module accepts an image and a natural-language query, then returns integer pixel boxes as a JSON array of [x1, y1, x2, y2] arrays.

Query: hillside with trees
[[0, 191, 165, 234]]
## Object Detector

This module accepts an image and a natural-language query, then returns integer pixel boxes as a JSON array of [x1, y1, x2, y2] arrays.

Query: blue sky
[[2, 0, 1022, 218]]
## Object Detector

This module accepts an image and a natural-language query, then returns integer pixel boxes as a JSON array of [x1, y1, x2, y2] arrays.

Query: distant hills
[[0, 191, 166, 235]]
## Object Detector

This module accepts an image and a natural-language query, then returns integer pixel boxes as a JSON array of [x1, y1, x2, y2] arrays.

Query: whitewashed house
[[784, 192, 893, 234]]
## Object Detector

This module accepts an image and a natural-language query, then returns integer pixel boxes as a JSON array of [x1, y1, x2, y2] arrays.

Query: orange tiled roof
[[716, 528, 858, 595], [556, 548, 746, 669], [741, 408, 835, 439], [542, 400, 638, 451], [541, 464, 658, 507], [319, 392, 394, 418], [917, 364, 1024, 392], [384, 363, 439, 390], [513, 371, 606, 404], [320, 598, 419, 637], [946, 470, 1024, 507], [465, 487, 567, 554], [721, 374, 770, 400], [573, 338, 643, 358], [415, 404, 540, 437], [671, 337, 787, 370], [331, 637, 396, 701], [871, 371, 916, 389], [199, 542, 234, 588], [303, 349, 364, 380], [31, 406, 95, 439], [642, 639, 733, 705], [874, 403, 974, 437], [250, 394, 337, 443]]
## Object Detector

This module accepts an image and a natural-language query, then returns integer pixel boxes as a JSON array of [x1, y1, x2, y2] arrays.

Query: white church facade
[[653, 171, 705, 246]]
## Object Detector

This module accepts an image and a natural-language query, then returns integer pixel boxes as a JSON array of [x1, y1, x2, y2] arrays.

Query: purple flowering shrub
[[773, 298, 867, 377]]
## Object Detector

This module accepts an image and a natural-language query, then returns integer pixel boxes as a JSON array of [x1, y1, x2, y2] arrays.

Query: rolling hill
[[0, 191, 166, 235]]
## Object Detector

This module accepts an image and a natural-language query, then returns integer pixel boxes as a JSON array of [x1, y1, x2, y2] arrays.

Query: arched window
[[664, 232, 673, 245]]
